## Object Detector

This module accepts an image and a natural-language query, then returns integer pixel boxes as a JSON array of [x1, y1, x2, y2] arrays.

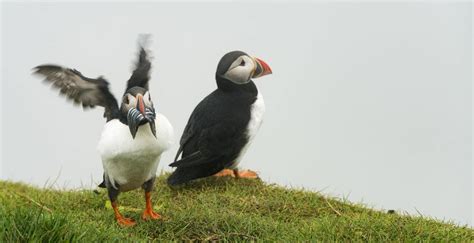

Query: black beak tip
[[149, 121, 157, 139], [129, 124, 139, 139]]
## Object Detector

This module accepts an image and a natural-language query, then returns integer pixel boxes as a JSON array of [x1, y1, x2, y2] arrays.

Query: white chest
[[247, 92, 265, 140], [232, 92, 265, 167], [97, 114, 173, 191]]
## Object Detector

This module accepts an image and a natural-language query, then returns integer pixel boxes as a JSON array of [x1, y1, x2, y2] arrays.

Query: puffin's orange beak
[[136, 94, 146, 116], [252, 57, 272, 78]]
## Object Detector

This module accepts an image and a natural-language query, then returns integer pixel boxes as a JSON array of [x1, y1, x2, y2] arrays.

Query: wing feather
[[126, 35, 151, 91], [33, 65, 119, 121]]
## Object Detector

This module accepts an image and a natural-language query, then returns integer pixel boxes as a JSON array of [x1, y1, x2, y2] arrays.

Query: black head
[[120, 86, 156, 138], [215, 50, 272, 85]]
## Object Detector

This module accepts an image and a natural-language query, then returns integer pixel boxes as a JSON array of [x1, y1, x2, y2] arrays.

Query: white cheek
[[224, 65, 253, 84], [143, 92, 152, 106], [128, 96, 137, 108]]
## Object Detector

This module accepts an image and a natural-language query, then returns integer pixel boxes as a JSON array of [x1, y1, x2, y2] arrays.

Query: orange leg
[[233, 169, 259, 179], [141, 192, 161, 221], [112, 201, 136, 227], [213, 169, 235, 177]]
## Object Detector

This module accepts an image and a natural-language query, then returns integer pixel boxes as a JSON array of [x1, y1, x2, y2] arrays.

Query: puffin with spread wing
[[33, 39, 173, 227], [168, 50, 272, 186]]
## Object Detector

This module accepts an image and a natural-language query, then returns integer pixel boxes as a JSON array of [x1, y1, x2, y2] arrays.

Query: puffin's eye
[[123, 96, 129, 104], [239, 60, 245, 66]]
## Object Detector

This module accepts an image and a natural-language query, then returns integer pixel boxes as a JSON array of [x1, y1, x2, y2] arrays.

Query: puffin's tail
[[98, 173, 106, 188], [167, 163, 224, 186], [167, 169, 192, 186]]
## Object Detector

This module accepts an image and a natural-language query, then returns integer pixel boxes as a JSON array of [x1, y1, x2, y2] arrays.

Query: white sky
[[1, 2, 472, 226]]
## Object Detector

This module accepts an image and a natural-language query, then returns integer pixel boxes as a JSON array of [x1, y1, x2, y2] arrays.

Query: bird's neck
[[215, 77, 258, 95], [119, 116, 128, 125]]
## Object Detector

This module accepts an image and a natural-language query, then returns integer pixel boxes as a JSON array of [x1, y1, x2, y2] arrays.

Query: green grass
[[0, 174, 472, 241]]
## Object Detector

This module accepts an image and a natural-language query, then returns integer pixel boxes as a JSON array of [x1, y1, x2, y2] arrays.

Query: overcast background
[[1, 2, 472, 226]]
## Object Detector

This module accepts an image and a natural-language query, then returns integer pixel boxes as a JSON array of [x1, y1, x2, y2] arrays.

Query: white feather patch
[[232, 91, 265, 168], [97, 113, 174, 192]]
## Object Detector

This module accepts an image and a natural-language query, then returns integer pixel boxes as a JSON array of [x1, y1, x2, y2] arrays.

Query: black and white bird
[[168, 50, 272, 186], [33, 40, 173, 227]]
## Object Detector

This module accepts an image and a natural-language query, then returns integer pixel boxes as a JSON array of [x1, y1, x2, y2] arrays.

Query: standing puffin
[[33, 39, 173, 226], [168, 50, 272, 186]]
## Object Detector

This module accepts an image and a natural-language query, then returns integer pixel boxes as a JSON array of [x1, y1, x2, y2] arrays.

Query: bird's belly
[[97, 119, 167, 192], [231, 92, 265, 168], [103, 153, 160, 192]]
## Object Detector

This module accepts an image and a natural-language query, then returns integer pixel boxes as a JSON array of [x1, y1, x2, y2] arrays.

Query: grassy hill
[[0, 174, 472, 241]]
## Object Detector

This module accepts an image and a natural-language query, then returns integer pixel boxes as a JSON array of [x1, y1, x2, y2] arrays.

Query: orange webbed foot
[[112, 201, 136, 227], [213, 169, 235, 177], [116, 216, 136, 227], [142, 209, 162, 221], [142, 191, 162, 221], [234, 169, 259, 179]]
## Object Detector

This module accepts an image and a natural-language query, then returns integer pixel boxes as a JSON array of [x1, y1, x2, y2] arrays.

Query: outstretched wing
[[33, 65, 119, 121], [126, 35, 152, 91]]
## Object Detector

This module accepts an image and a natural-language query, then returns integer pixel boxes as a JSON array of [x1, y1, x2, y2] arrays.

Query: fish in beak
[[252, 57, 272, 78], [127, 94, 157, 139]]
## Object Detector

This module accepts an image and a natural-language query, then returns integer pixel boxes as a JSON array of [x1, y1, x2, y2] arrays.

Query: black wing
[[172, 93, 213, 164], [167, 121, 249, 185], [33, 65, 119, 121], [126, 35, 151, 91], [168, 90, 252, 185], [172, 112, 197, 162]]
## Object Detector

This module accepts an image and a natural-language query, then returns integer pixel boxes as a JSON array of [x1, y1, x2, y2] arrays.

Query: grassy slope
[[0, 174, 472, 241]]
